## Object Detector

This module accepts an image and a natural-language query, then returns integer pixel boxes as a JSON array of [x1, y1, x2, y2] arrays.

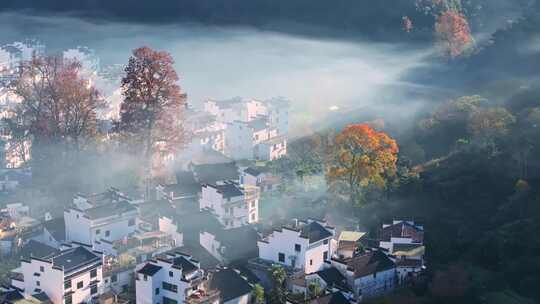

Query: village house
[[135, 252, 208, 304], [329, 249, 396, 300], [200, 181, 259, 229], [64, 200, 138, 249], [335, 231, 367, 260], [240, 167, 281, 192], [378, 220, 425, 283], [257, 219, 336, 274], [10, 243, 104, 304]]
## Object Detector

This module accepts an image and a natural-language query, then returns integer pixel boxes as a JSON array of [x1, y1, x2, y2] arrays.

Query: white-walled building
[[64, 200, 138, 247], [11, 243, 104, 304], [199, 97, 289, 161], [378, 220, 425, 283], [200, 181, 259, 229], [135, 252, 209, 304], [329, 250, 396, 300], [258, 219, 335, 274]]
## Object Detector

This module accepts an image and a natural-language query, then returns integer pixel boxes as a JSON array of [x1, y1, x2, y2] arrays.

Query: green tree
[[269, 265, 287, 304], [253, 284, 265, 304]]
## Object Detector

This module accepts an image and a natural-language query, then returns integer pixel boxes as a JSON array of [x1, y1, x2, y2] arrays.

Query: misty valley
[[1, 1, 540, 304]]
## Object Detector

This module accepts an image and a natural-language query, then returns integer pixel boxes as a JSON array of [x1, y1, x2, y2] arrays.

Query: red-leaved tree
[[117, 47, 187, 196]]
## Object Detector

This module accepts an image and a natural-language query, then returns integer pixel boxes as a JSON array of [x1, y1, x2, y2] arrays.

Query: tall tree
[[118, 47, 187, 197], [269, 265, 287, 304], [8, 55, 103, 185], [326, 124, 398, 205]]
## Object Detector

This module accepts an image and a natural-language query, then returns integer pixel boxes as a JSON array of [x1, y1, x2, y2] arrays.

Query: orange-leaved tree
[[326, 124, 398, 205]]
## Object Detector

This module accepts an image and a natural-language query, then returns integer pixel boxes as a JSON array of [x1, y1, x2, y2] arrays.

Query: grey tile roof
[[172, 256, 198, 275], [42, 218, 65, 242], [300, 222, 333, 244], [19, 240, 59, 259], [212, 183, 244, 199], [193, 163, 239, 184], [137, 263, 162, 276], [51, 246, 101, 272], [209, 268, 253, 302], [316, 268, 350, 292], [84, 201, 136, 220]]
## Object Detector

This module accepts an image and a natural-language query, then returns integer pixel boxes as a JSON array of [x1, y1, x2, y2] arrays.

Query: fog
[[0, 12, 437, 136]]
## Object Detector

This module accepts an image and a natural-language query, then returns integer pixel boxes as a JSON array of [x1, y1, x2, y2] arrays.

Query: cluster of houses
[[1, 172, 426, 304], [181, 97, 289, 164], [0, 39, 426, 304]]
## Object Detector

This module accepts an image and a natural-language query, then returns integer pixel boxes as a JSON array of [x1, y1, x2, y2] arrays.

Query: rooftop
[[315, 268, 351, 292], [336, 250, 395, 278], [42, 217, 65, 242], [209, 268, 253, 302], [300, 221, 333, 244], [137, 263, 162, 276], [51, 246, 101, 273], [193, 162, 239, 184], [210, 182, 244, 199], [83, 201, 137, 220], [19, 240, 59, 259]]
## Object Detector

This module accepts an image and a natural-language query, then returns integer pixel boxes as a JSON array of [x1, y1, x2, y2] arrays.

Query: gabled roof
[[380, 221, 423, 243], [339, 250, 395, 278], [211, 183, 244, 199], [193, 163, 239, 184], [300, 222, 333, 244], [172, 256, 198, 275], [51, 246, 101, 273], [315, 268, 351, 292], [210, 225, 260, 262], [170, 245, 220, 270], [42, 218, 65, 242], [209, 268, 253, 302], [83, 201, 137, 220], [162, 171, 200, 197], [19, 240, 59, 259], [338, 231, 366, 243], [243, 167, 267, 177], [137, 263, 162, 276]]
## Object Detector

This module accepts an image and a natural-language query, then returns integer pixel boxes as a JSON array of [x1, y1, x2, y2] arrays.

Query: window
[[251, 213, 255, 221], [65, 294, 72, 304], [155, 288, 160, 295], [278, 253, 285, 262], [323, 239, 329, 245], [40, 266, 44, 272], [111, 274, 118, 283], [91, 285, 98, 295], [95, 229, 101, 235], [128, 218, 135, 226], [143, 275, 148, 281], [162, 282, 178, 293], [323, 251, 328, 261], [90, 269, 97, 278], [76, 214, 79, 219], [64, 280, 72, 289], [169, 271, 173, 277], [36, 281, 40, 286], [105, 230, 110, 237], [250, 201, 255, 208], [163, 297, 178, 304], [294, 244, 301, 252], [77, 281, 83, 289], [309, 259, 313, 266]]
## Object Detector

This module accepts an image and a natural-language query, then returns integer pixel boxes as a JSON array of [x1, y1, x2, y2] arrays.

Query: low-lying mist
[[0, 12, 440, 137]]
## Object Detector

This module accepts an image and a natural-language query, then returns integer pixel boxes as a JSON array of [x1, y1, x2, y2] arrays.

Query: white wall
[[158, 217, 183, 247]]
